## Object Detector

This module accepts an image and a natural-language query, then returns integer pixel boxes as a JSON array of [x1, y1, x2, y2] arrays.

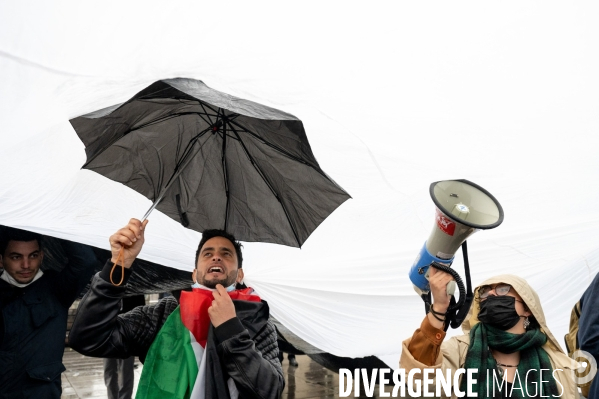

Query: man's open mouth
[[208, 266, 224, 274]]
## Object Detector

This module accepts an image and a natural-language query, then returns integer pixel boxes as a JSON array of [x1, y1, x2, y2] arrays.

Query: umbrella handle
[[109, 247, 126, 286]]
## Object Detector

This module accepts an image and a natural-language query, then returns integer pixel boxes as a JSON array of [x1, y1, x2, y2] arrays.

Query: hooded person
[[400, 271, 580, 399]]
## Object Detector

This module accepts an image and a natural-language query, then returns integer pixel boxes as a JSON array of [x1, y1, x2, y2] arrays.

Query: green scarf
[[460, 323, 559, 398]]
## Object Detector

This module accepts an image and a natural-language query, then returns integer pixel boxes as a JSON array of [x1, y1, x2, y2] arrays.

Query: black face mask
[[478, 295, 523, 330]]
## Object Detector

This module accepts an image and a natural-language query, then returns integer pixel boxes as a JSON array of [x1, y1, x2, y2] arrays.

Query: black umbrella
[[69, 78, 350, 247]]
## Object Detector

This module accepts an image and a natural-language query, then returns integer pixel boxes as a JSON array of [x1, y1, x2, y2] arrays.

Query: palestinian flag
[[135, 288, 261, 399]]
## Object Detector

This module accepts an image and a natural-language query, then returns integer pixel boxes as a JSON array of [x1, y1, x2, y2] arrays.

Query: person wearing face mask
[[400, 269, 579, 398], [0, 227, 99, 399], [69, 219, 284, 399]]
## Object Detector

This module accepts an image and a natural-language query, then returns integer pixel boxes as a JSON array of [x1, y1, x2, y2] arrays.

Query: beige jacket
[[400, 274, 580, 398]]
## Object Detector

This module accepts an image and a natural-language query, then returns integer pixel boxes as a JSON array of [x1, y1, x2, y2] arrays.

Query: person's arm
[[69, 260, 178, 361], [215, 318, 285, 399], [209, 285, 284, 398], [400, 334, 465, 394], [407, 314, 447, 366], [579, 273, 599, 362], [403, 266, 453, 365], [69, 218, 162, 360], [53, 239, 101, 306]]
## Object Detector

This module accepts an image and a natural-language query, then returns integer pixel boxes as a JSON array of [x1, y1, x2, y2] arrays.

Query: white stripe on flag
[[189, 330, 206, 399], [188, 330, 238, 399]]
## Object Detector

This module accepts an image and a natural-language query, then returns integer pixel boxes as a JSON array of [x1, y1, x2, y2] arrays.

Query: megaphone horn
[[410, 179, 504, 295]]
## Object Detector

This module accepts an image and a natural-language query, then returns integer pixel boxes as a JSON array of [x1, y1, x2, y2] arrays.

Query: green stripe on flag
[[136, 306, 200, 399]]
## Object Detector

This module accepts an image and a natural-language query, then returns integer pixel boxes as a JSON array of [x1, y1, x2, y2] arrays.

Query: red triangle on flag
[[180, 288, 261, 347]]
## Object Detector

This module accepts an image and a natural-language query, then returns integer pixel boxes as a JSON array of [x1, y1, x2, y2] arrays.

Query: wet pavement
[[60, 348, 408, 399], [61, 348, 142, 399]]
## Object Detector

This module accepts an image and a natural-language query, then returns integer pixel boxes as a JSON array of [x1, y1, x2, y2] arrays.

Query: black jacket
[[0, 241, 98, 399], [69, 261, 284, 399]]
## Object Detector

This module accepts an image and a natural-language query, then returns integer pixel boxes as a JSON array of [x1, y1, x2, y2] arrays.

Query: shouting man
[[69, 219, 284, 398]]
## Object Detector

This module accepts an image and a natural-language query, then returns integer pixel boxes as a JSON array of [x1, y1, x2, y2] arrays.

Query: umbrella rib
[[172, 126, 213, 174], [221, 110, 230, 231], [130, 96, 224, 130], [227, 121, 301, 247], [196, 113, 215, 129], [160, 126, 212, 191], [227, 119, 328, 180], [193, 106, 215, 127], [142, 127, 212, 220], [82, 95, 238, 167], [131, 105, 237, 130], [130, 107, 209, 129], [83, 111, 220, 167], [199, 102, 217, 126], [195, 100, 240, 121], [225, 113, 241, 122], [135, 88, 238, 121], [196, 102, 241, 125]]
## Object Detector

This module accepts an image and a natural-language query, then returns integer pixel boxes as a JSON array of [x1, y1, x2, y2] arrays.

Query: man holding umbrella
[[69, 219, 284, 399], [68, 78, 349, 398]]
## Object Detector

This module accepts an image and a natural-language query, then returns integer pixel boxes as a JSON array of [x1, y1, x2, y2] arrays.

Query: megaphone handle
[[446, 281, 457, 296], [444, 296, 457, 332], [422, 292, 432, 314]]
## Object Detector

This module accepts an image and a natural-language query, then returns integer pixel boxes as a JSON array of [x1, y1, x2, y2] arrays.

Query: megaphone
[[409, 179, 503, 329]]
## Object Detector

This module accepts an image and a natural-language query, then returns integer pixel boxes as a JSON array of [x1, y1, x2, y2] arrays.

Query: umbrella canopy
[[69, 78, 350, 247]]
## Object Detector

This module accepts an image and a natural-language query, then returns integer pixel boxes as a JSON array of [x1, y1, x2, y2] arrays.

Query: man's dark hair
[[0, 227, 42, 256], [195, 229, 243, 269]]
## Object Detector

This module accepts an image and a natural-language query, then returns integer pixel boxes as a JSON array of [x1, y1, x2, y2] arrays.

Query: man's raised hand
[[209, 284, 237, 328], [109, 218, 148, 268]]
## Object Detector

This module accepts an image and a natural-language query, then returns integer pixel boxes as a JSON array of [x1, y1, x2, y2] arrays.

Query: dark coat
[[579, 272, 599, 399], [0, 241, 99, 399], [69, 261, 285, 399]]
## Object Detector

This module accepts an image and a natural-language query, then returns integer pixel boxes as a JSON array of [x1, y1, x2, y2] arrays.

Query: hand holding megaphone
[[428, 267, 455, 311], [427, 267, 455, 328]]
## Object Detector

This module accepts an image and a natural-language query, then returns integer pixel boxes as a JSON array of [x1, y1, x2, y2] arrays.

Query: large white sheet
[[1, 1, 599, 365]]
